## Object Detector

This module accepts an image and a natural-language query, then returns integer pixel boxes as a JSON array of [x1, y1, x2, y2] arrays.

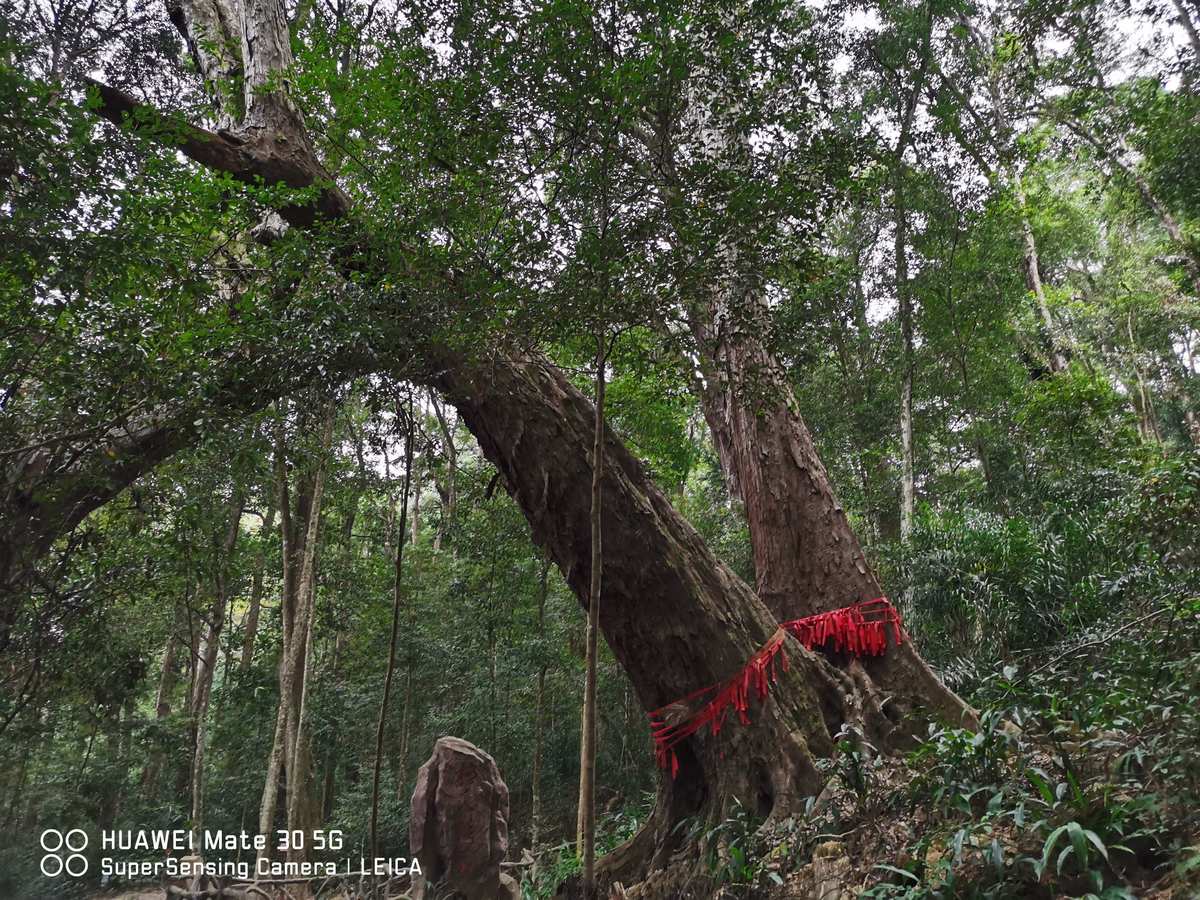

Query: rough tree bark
[[428, 349, 972, 889], [657, 3, 970, 753]]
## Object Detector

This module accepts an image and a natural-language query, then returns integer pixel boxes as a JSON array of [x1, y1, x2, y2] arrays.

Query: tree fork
[[426, 349, 942, 888]]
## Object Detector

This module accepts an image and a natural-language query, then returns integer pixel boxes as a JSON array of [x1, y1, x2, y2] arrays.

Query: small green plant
[[704, 798, 765, 893], [908, 707, 1016, 815], [1031, 820, 1112, 882]]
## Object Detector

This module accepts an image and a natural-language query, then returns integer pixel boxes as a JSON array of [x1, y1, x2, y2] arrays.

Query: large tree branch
[[83, 77, 350, 227]]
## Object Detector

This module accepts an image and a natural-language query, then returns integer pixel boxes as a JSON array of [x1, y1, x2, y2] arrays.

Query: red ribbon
[[648, 597, 905, 776]]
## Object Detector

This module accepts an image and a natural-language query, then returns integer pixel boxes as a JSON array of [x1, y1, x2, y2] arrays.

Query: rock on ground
[[409, 735, 519, 900]]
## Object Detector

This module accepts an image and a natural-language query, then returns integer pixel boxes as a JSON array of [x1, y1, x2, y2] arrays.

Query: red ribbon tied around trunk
[[648, 597, 905, 777]]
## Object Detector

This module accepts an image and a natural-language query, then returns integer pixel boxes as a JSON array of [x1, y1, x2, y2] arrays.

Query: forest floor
[[522, 598, 1200, 900], [668, 599, 1200, 900]]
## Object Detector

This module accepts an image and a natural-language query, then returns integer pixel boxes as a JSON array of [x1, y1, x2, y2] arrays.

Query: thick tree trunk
[[680, 83, 969, 740], [687, 311, 971, 723], [72, 7, 974, 889], [429, 349, 950, 888], [672, 13, 969, 777], [0, 338, 371, 655]]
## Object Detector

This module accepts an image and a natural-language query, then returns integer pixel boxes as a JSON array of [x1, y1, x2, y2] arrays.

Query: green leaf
[[1083, 829, 1109, 862], [1038, 824, 1067, 878]]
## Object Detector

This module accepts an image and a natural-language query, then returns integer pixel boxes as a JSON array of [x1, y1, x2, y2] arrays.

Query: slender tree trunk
[[1012, 173, 1068, 372], [258, 405, 332, 865], [1067, 121, 1200, 296], [1183, 403, 1200, 447], [321, 629, 346, 822], [284, 409, 334, 863], [1127, 311, 1164, 445], [409, 461, 421, 545], [887, 25, 934, 542], [142, 605, 183, 796], [241, 501, 276, 675], [431, 392, 458, 547], [370, 398, 414, 860], [578, 334, 606, 897], [941, 20, 1072, 371], [396, 662, 413, 797], [1171, 0, 1200, 61], [895, 174, 917, 543], [258, 438, 296, 859], [190, 491, 243, 848], [530, 554, 551, 878]]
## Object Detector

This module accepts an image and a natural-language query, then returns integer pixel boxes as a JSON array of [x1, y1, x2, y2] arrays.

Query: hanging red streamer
[[648, 597, 905, 776]]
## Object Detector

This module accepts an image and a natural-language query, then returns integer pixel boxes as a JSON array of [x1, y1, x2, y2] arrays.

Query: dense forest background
[[1, 0, 1199, 897]]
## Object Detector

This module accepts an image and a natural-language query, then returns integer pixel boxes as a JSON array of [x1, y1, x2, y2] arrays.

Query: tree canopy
[[1, 0, 1199, 897]]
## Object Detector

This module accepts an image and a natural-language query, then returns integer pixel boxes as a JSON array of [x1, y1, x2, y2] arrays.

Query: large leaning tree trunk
[[429, 348, 885, 883]]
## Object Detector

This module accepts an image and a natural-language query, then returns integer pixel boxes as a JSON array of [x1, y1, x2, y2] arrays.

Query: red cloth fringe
[[648, 597, 905, 776]]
